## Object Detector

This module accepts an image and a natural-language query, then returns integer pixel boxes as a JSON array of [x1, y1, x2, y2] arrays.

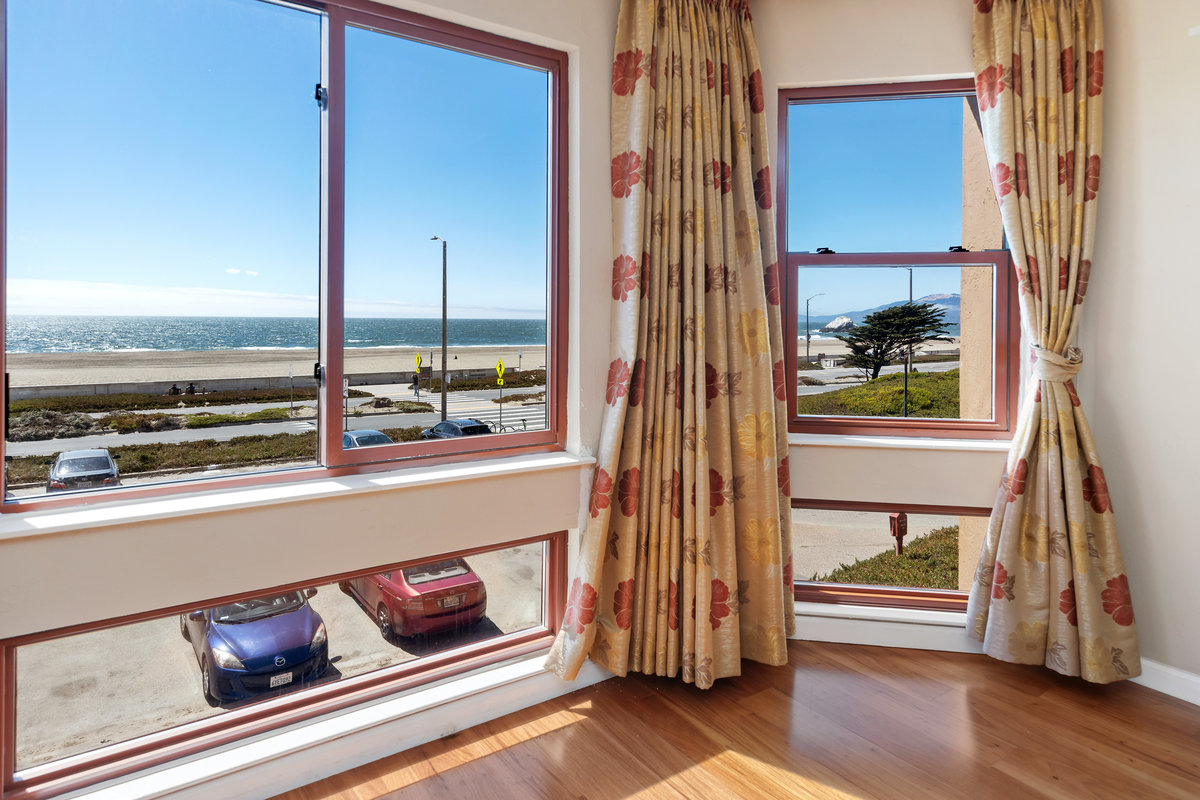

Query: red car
[[341, 558, 487, 639]]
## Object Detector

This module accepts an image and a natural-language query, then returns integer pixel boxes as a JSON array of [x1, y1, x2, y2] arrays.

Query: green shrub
[[813, 525, 959, 589], [184, 408, 291, 428]]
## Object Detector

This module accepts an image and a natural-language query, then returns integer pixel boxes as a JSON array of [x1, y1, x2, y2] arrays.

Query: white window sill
[[0, 451, 595, 541], [68, 652, 612, 800]]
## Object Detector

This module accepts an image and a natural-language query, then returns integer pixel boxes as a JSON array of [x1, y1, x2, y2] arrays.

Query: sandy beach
[[800, 336, 961, 361], [6, 346, 547, 388]]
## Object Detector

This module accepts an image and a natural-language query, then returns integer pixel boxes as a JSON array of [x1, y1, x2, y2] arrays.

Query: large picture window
[[778, 81, 1017, 438], [1, 0, 567, 507]]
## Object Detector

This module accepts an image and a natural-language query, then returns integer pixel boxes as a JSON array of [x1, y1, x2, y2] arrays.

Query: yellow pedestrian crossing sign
[[497, 359, 504, 386], [415, 353, 422, 368]]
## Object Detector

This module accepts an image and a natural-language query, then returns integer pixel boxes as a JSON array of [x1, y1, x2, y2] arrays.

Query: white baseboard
[[1132, 658, 1200, 708], [68, 654, 613, 800], [793, 603, 1200, 709]]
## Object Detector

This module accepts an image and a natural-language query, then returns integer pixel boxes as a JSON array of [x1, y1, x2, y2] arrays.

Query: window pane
[[793, 508, 976, 591], [795, 264, 995, 421], [787, 96, 970, 253], [341, 25, 550, 451], [4, 0, 321, 497], [14, 541, 544, 771]]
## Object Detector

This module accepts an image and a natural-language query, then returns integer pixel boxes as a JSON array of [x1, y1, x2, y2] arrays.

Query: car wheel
[[179, 615, 191, 641], [376, 604, 393, 640], [201, 658, 220, 707]]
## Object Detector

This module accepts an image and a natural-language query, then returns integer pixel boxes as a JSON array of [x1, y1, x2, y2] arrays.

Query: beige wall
[[0, 0, 620, 641], [760, 0, 1200, 676], [1080, 0, 1200, 675]]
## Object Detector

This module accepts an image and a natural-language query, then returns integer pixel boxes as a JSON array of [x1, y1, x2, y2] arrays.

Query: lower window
[[791, 504, 987, 610], [3, 534, 561, 796]]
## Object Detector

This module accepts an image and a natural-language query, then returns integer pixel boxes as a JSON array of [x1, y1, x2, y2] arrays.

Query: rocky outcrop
[[820, 315, 855, 332]]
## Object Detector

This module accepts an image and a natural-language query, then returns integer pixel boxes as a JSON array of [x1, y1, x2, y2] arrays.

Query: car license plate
[[441, 594, 464, 608], [270, 672, 293, 688]]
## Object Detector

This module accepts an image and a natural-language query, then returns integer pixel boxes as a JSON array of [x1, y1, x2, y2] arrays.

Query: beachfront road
[[6, 388, 547, 458]]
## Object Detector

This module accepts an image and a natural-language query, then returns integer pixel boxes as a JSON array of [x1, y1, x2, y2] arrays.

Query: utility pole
[[431, 236, 448, 421], [805, 292, 824, 366]]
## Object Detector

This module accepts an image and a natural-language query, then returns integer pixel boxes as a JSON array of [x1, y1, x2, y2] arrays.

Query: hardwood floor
[[272, 641, 1200, 800]]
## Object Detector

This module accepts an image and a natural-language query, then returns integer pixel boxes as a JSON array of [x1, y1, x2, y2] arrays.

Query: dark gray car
[[46, 449, 120, 492]]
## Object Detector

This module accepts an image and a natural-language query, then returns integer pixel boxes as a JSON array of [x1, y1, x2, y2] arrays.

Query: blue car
[[180, 590, 329, 705]]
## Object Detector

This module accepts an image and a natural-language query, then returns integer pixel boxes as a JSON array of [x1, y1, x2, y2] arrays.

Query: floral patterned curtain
[[545, 0, 793, 688], [967, 0, 1139, 683]]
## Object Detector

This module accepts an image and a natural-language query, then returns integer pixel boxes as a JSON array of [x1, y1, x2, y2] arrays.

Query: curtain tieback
[[1031, 345, 1083, 383]]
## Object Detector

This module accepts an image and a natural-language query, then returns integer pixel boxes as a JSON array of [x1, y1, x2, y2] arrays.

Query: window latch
[[816, 247, 836, 254], [313, 362, 324, 384], [314, 83, 327, 110], [948, 246, 968, 252]]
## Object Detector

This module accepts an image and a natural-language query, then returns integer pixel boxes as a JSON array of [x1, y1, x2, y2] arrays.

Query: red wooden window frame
[[776, 80, 1019, 439], [790, 500, 985, 612], [0, 0, 570, 512], [0, 531, 567, 800]]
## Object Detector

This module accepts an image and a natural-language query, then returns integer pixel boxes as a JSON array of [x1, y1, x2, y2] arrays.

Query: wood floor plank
[[273, 641, 1200, 800]]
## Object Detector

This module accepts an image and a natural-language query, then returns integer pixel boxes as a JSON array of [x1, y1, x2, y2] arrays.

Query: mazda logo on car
[[274, 655, 286, 667]]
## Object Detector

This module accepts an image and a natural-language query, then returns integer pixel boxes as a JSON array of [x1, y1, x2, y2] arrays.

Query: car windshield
[[212, 592, 305, 624], [353, 433, 391, 446], [403, 560, 470, 585], [460, 425, 490, 436], [57, 457, 111, 475]]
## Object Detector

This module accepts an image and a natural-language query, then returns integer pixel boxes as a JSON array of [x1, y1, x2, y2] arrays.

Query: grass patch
[[797, 360, 823, 371], [911, 353, 959, 364], [9, 387, 371, 415], [8, 432, 322, 484], [423, 368, 545, 393], [795, 369, 960, 418], [812, 525, 959, 590], [183, 408, 291, 428], [493, 391, 545, 404], [798, 376, 825, 387]]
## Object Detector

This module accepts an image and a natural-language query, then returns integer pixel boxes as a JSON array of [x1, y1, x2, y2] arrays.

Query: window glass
[[795, 264, 995, 421], [4, 0, 322, 497], [13, 542, 544, 771], [340, 24, 550, 451], [792, 507, 975, 592], [786, 96, 966, 253]]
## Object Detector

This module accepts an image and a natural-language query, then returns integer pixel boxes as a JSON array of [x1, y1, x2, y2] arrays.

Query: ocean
[[4, 316, 546, 354]]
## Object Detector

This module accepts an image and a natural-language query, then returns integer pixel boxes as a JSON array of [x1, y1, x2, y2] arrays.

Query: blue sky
[[787, 96, 969, 317], [5, 0, 549, 319]]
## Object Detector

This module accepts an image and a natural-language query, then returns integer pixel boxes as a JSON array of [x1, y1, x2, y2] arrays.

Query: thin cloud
[[225, 268, 241, 275], [245, 270, 259, 277]]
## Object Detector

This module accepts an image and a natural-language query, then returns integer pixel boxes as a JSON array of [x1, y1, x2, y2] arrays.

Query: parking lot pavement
[[14, 544, 543, 770]]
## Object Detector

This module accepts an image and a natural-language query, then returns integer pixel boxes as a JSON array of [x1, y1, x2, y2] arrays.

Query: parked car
[[340, 558, 487, 639], [46, 449, 120, 492], [419, 418, 491, 440], [180, 589, 328, 705], [343, 429, 393, 448]]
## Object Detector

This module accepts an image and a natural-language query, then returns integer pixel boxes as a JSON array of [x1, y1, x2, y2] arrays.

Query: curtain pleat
[[967, 0, 1139, 683], [546, 0, 793, 688]]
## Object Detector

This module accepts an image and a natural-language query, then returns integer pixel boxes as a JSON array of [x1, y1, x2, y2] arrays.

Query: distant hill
[[803, 293, 961, 331]]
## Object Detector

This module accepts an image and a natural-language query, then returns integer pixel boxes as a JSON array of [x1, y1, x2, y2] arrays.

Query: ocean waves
[[6, 316, 546, 354]]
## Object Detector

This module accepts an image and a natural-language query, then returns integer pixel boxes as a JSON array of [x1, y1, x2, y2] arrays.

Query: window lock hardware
[[314, 83, 328, 110], [948, 246, 968, 252], [313, 362, 324, 383], [816, 247, 836, 254]]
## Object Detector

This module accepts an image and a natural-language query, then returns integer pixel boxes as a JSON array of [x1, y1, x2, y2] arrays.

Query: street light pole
[[805, 292, 825, 366], [431, 235, 448, 422]]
